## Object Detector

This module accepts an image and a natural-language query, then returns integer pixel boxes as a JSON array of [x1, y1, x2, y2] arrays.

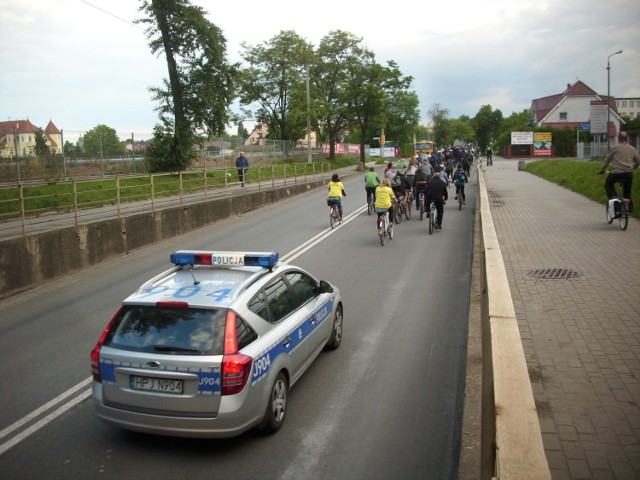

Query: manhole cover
[[525, 268, 582, 280]]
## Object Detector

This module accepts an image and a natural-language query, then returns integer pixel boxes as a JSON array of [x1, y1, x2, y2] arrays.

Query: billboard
[[533, 132, 552, 157], [511, 132, 533, 145], [590, 100, 608, 135]]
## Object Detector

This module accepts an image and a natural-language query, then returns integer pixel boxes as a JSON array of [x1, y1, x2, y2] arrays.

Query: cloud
[[1, 0, 638, 136]]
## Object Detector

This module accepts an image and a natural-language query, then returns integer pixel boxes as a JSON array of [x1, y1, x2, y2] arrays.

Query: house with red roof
[[531, 80, 623, 141], [0, 119, 63, 158]]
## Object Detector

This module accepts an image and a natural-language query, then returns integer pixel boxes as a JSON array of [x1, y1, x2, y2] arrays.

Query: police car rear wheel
[[261, 372, 288, 434], [324, 305, 343, 350]]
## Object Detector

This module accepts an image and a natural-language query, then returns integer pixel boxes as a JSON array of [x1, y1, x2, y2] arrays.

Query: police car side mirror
[[316, 280, 334, 294]]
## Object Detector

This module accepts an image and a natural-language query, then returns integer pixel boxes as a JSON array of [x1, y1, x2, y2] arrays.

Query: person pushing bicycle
[[327, 173, 347, 220], [599, 132, 640, 212]]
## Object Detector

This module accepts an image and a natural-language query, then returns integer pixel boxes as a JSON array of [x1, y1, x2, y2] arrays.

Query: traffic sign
[[580, 123, 590, 131]]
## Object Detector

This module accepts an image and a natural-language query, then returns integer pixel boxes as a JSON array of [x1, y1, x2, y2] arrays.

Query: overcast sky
[[1, 0, 639, 141]]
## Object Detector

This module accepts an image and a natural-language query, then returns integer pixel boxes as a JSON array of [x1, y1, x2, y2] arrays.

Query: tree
[[348, 58, 415, 165], [377, 69, 418, 159], [472, 105, 503, 151], [34, 128, 51, 157], [82, 125, 122, 157], [447, 115, 475, 145], [313, 30, 370, 160], [428, 103, 451, 147], [138, 0, 238, 172], [238, 30, 313, 153]]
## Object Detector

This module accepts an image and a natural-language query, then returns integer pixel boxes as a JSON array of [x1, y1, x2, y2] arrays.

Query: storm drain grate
[[525, 268, 582, 280]]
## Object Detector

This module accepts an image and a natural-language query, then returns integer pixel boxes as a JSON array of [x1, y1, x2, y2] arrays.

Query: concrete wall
[[0, 180, 323, 299]]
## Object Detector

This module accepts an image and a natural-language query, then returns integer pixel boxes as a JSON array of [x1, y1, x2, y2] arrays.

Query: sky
[[1, 0, 639, 143]]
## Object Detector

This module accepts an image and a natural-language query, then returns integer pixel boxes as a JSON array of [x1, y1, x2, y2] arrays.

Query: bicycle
[[428, 201, 438, 235], [404, 193, 412, 220], [367, 191, 375, 216], [605, 185, 630, 231], [455, 185, 463, 211], [394, 196, 404, 224], [329, 203, 342, 229], [418, 191, 425, 221], [377, 210, 394, 246]]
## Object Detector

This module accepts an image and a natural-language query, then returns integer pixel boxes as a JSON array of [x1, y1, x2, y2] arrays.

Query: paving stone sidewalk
[[483, 158, 640, 479]]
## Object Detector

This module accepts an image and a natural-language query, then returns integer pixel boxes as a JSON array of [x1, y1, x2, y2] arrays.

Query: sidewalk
[[482, 158, 640, 479]]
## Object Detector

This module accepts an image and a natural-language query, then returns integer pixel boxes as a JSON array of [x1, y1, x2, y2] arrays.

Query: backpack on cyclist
[[391, 174, 401, 187], [454, 171, 467, 186]]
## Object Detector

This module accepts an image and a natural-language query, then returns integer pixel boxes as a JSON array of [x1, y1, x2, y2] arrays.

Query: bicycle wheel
[[419, 196, 424, 221], [405, 202, 411, 220], [388, 222, 394, 239], [458, 195, 462, 211], [367, 195, 374, 215], [329, 208, 336, 229], [606, 203, 614, 224], [619, 202, 629, 231], [378, 218, 387, 246], [428, 208, 434, 235], [394, 204, 402, 224]]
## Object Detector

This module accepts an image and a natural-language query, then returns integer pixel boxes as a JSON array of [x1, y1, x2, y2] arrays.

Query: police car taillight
[[170, 250, 279, 268], [221, 310, 252, 395], [91, 307, 121, 382]]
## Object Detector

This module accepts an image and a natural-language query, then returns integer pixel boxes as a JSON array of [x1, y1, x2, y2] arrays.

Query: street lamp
[[606, 49, 623, 150]]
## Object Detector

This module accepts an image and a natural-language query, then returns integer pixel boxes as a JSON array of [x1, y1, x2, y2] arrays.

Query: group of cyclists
[[327, 146, 476, 234]]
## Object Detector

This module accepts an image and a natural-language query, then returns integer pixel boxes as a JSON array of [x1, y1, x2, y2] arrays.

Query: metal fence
[[0, 161, 332, 239]]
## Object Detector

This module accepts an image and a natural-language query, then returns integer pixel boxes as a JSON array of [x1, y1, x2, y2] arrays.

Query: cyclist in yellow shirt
[[375, 178, 397, 226], [327, 173, 347, 219]]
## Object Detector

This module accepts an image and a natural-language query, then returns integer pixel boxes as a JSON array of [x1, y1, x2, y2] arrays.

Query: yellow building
[[0, 119, 63, 158]]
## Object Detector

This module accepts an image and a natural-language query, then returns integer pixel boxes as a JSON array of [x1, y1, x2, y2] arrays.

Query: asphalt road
[[0, 170, 476, 480]]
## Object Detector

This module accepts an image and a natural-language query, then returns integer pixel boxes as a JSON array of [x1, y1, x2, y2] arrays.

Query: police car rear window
[[105, 305, 227, 355]]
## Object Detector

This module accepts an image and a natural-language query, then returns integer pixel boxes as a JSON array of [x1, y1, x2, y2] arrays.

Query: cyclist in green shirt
[[364, 167, 381, 206]]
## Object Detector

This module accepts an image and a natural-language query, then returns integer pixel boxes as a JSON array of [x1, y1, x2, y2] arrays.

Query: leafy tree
[[448, 116, 475, 145], [621, 115, 640, 132], [313, 30, 370, 160], [82, 125, 122, 157], [349, 59, 415, 164], [237, 122, 249, 138], [379, 74, 418, 158], [428, 103, 451, 147], [472, 105, 503, 151], [238, 30, 313, 154], [138, 0, 238, 172], [34, 128, 51, 157]]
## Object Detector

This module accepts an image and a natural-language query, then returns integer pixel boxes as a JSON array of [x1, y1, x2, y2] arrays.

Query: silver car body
[[91, 250, 342, 438]]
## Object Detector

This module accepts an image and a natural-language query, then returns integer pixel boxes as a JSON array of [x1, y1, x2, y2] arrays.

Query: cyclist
[[425, 168, 448, 229], [327, 173, 347, 220], [364, 166, 380, 206], [391, 168, 410, 212], [414, 160, 433, 209], [453, 164, 469, 205], [599, 132, 640, 212], [486, 146, 493, 166], [375, 178, 396, 226]]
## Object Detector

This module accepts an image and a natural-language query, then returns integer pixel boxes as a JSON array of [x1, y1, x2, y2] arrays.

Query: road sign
[[580, 123, 590, 131]]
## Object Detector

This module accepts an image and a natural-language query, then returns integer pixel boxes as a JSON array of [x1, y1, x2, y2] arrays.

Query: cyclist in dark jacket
[[425, 168, 448, 229]]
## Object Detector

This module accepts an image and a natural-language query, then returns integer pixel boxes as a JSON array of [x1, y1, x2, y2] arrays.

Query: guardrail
[[0, 162, 330, 239], [477, 168, 551, 479]]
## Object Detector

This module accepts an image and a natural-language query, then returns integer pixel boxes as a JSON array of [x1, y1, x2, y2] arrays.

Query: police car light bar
[[170, 251, 279, 268]]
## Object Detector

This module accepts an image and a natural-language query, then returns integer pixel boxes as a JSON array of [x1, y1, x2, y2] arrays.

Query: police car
[[90, 250, 343, 438]]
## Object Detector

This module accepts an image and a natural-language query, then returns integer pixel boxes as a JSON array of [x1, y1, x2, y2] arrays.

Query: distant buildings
[[531, 80, 623, 141], [0, 119, 63, 158], [615, 97, 640, 120]]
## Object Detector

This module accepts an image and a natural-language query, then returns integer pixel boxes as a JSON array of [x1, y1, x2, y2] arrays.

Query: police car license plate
[[130, 375, 183, 394]]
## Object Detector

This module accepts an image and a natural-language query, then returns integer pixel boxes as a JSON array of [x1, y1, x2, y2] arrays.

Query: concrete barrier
[[0, 179, 325, 299], [477, 167, 551, 479]]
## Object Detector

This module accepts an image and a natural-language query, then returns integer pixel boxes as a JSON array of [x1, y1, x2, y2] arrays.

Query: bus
[[414, 140, 435, 157]]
